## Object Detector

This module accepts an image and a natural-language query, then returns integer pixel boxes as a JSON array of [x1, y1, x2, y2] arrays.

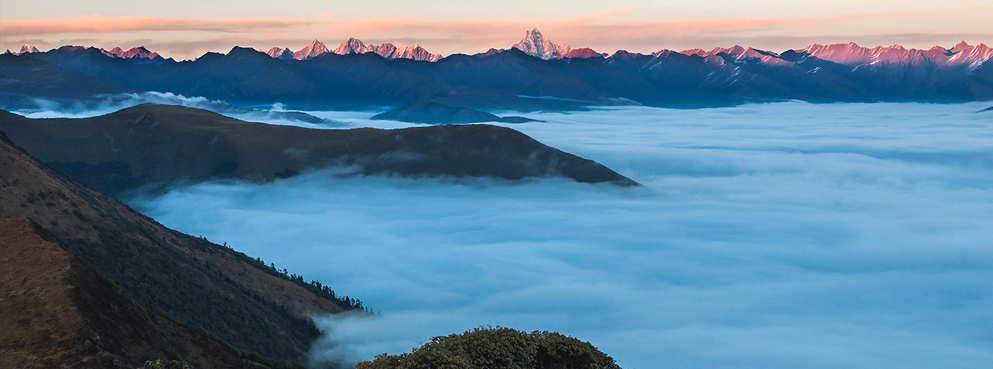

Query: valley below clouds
[[123, 102, 993, 368]]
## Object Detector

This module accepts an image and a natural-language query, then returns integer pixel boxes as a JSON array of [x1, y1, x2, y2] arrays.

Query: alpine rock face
[[561, 48, 606, 59], [375, 43, 443, 62], [332, 38, 442, 61], [293, 39, 330, 60], [333, 38, 368, 55], [17, 44, 40, 55], [680, 46, 794, 67], [801, 42, 993, 69], [266, 38, 442, 61], [99, 46, 175, 65], [266, 47, 295, 60], [512, 28, 572, 60]]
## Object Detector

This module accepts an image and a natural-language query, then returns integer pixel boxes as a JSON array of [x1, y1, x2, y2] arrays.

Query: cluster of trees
[[356, 326, 621, 369], [246, 254, 374, 314], [211, 236, 374, 313]]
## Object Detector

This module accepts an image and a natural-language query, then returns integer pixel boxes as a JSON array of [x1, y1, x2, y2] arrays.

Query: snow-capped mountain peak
[[265, 47, 294, 60], [801, 41, 992, 68], [102, 46, 160, 60], [330, 38, 441, 61], [334, 38, 368, 55], [294, 39, 329, 60], [513, 28, 572, 60], [265, 38, 440, 61], [18, 44, 40, 55]]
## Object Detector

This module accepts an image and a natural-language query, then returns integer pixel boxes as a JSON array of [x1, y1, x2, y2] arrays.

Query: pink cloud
[[0, 16, 310, 35]]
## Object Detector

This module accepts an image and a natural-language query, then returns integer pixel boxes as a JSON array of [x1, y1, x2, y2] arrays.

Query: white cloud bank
[[130, 102, 993, 369]]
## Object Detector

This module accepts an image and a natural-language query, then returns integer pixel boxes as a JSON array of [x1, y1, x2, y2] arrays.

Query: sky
[[76, 101, 993, 369], [1, 0, 991, 59]]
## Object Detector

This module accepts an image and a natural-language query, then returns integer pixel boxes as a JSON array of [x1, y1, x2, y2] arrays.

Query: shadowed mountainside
[[0, 104, 636, 196], [4, 45, 991, 111], [371, 100, 538, 124], [0, 53, 133, 109], [0, 217, 302, 369], [0, 126, 359, 361]]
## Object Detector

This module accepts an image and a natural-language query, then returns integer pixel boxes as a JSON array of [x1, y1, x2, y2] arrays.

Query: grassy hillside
[[0, 217, 307, 369], [0, 128, 358, 361]]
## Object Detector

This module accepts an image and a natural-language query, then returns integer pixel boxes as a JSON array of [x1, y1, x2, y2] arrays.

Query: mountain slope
[[0, 217, 299, 369], [0, 123, 356, 361], [0, 53, 133, 109], [0, 104, 636, 194]]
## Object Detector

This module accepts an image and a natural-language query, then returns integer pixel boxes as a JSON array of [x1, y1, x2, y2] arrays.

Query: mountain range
[[10, 28, 989, 67], [265, 38, 443, 62], [2, 29, 991, 110], [101, 46, 176, 65]]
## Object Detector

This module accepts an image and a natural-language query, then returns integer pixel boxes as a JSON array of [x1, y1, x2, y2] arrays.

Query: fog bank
[[131, 102, 993, 368]]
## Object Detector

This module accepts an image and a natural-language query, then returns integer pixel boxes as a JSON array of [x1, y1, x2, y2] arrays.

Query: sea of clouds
[[127, 102, 993, 369]]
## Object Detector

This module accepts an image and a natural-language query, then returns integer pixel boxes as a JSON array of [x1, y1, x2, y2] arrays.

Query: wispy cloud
[[0, 16, 310, 35]]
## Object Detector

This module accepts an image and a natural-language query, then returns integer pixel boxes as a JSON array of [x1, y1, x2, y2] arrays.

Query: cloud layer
[[130, 102, 993, 368], [15, 92, 342, 128]]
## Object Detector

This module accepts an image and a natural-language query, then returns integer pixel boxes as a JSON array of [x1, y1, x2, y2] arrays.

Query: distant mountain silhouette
[[0, 104, 637, 194], [0, 53, 133, 109], [372, 100, 539, 124], [101, 46, 176, 65], [4, 40, 991, 111]]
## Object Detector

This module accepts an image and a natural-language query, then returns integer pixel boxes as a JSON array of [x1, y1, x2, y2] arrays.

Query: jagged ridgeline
[[356, 327, 622, 369], [2, 35, 991, 111]]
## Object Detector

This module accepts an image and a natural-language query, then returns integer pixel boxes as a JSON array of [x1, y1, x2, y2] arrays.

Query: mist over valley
[[2, 10, 992, 367], [124, 102, 993, 368]]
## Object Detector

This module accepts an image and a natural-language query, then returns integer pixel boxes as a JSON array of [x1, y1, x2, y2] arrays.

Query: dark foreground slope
[[0, 104, 635, 195], [356, 327, 621, 369], [0, 128, 354, 361], [0, 217, 299, 369]]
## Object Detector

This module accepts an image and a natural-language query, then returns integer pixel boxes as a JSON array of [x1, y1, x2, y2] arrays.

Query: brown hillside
[[0, 217, 295, 369], [0, 127, 348, 360]]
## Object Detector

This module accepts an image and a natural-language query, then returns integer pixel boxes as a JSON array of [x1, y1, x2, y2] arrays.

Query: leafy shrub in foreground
[[356, 327, 621, 369]]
